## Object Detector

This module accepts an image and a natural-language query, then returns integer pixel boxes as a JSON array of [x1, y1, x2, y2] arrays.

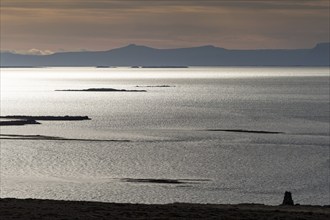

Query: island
[[56, 88, 147, 92], [205, 129, 284, 134], [0, 134, 130, 142], [0, 115, 91, 121], [136, 85, 175, 88], [120, 178, 210, 184], [0, 119, 40, 126], [141, 66, 188, 68], [96, 66, 111, 68]]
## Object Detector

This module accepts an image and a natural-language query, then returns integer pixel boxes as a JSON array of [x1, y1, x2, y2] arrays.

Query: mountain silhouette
[[1, 43, 329, 67]]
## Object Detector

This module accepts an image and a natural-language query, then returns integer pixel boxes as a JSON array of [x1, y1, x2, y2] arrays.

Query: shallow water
[[0, 67, 329, 205]]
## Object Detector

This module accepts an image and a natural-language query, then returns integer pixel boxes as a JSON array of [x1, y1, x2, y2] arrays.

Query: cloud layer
[[1, 0, 329, 51]]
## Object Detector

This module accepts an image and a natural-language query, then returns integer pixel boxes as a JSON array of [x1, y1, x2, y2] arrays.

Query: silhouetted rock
[[282, 191, 294, 206]]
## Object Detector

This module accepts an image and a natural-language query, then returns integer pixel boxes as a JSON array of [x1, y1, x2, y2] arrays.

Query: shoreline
[[1, 198, 329, 219]]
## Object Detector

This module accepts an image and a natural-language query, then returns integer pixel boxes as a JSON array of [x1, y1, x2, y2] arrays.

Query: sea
[[0, 67, 329, 205]]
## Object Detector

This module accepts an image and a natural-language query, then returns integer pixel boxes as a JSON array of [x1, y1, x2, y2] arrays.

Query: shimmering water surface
[[0, 67, 329, 205]]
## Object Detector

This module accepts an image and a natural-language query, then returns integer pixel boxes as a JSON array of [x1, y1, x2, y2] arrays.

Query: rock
[[282, 191, 294, 206]]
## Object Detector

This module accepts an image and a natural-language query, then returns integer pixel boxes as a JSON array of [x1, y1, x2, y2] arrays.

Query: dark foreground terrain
[[0, 198, 329, 220]]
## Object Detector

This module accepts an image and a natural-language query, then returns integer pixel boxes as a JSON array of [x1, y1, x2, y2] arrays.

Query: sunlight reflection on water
[[0, 67, 329, 205]]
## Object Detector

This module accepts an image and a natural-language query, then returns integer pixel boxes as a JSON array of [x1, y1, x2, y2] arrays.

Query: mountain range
[[1, 43, 329, 67]]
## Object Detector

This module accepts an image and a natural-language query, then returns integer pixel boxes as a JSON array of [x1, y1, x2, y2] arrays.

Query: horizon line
[[1, 42, 329, 56]]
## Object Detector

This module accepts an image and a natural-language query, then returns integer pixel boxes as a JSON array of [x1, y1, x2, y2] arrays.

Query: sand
[[0, 198, 329, 220]]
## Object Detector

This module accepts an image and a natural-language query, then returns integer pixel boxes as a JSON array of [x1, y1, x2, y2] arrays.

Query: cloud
[[27, 49, 54, 55], [1, 0, 328, 10], [7, 49, 54, 55]]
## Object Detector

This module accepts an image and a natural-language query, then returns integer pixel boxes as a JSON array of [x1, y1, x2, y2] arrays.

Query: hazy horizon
[[1, 0, 329, 55]]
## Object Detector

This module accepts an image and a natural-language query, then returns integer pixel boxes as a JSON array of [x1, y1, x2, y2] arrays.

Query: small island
[[0, 119, 40, 126], [120, 178, 210, 185], [56, 88, 147, 92], [0, 134, 130, 142], [205, 129, 284, 134], [96, 66, 111, 68], [0, 115, 91, 121], [136, 85, 175, 88], [141, 66, 188, 68]]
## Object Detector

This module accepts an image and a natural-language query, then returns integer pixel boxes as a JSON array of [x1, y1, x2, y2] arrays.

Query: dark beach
[[1, 198, 329, 220]]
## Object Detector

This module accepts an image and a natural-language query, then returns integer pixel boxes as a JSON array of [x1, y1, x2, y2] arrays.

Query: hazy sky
[[1, 0, 329, 53]]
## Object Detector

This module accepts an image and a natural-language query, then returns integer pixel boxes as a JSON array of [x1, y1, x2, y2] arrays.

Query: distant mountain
[[1, 43, 329, 67]]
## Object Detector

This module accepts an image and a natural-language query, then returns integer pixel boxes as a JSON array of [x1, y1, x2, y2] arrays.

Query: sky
[[1, 0, 329, 54]]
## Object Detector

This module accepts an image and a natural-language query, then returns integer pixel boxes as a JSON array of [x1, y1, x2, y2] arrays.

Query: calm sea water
[[0, 67, 329, 205]]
